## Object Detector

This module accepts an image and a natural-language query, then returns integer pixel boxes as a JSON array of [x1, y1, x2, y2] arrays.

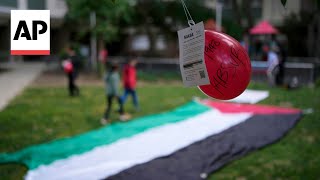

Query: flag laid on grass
[[226, 89, 269, 104], [0, 100, 301, 180]]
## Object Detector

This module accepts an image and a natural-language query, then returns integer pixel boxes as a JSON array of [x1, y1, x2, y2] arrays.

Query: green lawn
[[0, 82, 319, 180]]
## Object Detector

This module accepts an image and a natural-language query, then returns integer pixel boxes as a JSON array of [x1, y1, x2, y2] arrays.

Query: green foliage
[[280, 12, 314, 56], [66, 0, 133, 42], [137, 70, 181, 82], [127, 0, 213, 37], [66, 0, 247, 47], [222, 19, 244, 40], [316, 77, 320, 87]]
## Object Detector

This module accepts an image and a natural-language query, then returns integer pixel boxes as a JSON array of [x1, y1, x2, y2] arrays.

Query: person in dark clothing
[[65, 47, 80, 96], [270, 35, 287, 86], [276, 41, 287, 86]]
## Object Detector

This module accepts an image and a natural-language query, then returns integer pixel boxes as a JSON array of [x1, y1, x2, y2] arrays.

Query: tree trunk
[[231, 0, 242, 26], [97, 37, 105, 76], [307, 12, 320, 58], [316, 13, 320, 58], [146, 26, 156, 56], [242, 0, 254, 29]]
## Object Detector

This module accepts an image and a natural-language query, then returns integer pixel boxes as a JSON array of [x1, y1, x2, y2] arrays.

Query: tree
[[126, 0, 213, 56], [66, 0, 132, 42], [231, 0, 253, 29], [307, 1, 320, 58], [65, 0, 133, 68]]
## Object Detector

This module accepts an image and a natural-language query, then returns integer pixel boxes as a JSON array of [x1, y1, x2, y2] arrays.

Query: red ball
[[198, 30, 251, 100]]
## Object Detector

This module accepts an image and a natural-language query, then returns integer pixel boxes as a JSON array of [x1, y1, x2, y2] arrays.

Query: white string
[[180, 0, 195, 26]]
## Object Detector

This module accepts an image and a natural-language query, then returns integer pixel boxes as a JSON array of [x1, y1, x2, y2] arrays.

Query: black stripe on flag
[[106, 113, 301, 180]]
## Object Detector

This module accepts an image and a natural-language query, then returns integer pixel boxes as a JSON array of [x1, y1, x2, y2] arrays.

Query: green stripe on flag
[[0, 101, 209, 169]]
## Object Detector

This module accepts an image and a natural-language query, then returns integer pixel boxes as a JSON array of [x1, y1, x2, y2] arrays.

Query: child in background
[[101, 63, 130, 124], [63, 47, 80, 97], [121, 58, 139, 111]]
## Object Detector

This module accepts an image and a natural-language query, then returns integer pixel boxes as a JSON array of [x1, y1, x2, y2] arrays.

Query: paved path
[[0, 62, 45, 111]]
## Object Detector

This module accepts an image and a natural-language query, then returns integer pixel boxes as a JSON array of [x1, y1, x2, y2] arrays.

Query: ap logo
[[11, 10, 50, 55]]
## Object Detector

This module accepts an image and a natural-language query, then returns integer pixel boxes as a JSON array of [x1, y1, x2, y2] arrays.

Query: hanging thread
[[180, 0, 195, 27]]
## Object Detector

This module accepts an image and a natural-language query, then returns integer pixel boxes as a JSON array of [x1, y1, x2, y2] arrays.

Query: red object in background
[[99, 49, 108, 64], [198, 30, 251, 100], [64, 61, 73, 74], [204, 19, 225, 32], [249, 20, 279, 35]]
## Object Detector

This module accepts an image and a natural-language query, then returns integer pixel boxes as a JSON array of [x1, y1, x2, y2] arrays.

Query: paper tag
[[178, 22, 209, 87]]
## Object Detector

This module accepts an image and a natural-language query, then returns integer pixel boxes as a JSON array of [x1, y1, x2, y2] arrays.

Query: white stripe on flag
[[226, 89, 269, 104], [26, 110, 252, 180]]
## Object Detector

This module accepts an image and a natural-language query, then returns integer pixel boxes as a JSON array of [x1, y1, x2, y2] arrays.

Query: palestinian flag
[[0, 100, 301, 180]]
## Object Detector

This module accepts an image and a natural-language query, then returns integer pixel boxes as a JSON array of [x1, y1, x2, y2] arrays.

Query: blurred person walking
[[272, 38, 287, 86], [63, 46, 81, 96], [265, 45, 280, 87], [101, 63, 130, 124], [121, 57, 140, 111], [240, 33, 250, 53]]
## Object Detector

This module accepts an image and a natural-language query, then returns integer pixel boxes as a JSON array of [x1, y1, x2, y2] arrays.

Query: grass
[[137, 70, 181, 82], [209, 83, 320, 180], [0, 82, 319, 180]]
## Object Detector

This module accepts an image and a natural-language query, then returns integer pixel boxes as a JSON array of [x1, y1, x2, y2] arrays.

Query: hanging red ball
[[198, 30, 251, 100]]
